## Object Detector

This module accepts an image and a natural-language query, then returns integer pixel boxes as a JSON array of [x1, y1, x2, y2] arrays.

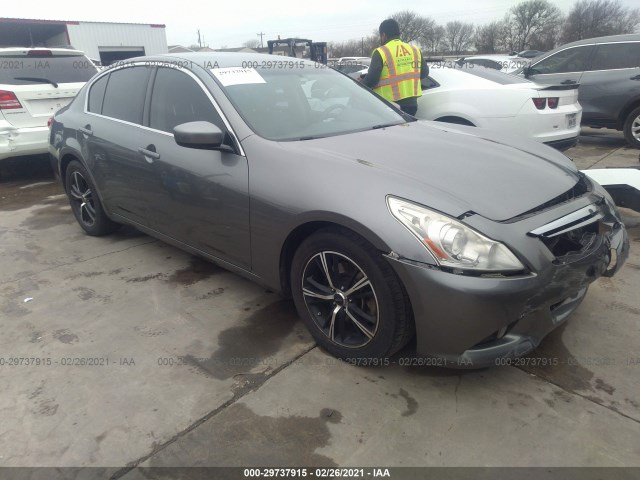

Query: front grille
[[540, 221, 599, 258]]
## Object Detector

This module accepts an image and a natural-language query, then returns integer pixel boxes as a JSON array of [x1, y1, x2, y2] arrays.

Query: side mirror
[[523, 64, 532, 78], [173, 121, 225, 150]]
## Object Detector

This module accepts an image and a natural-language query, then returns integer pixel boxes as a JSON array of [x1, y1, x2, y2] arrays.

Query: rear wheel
[[291, 228, 414, 361], [623, 106, 640, 149], [65, 160, 120, 236]]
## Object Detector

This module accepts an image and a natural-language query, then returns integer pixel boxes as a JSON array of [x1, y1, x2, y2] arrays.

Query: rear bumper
[[544, 136, 578, 151], [386, 202, 629, 369], [0, 124, 49, 161]]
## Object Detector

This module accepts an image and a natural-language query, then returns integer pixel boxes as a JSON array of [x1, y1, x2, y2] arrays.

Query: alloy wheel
[[68, 171, 97, 226], [632, 114, 640, 142], [301, 251, 379, 348]]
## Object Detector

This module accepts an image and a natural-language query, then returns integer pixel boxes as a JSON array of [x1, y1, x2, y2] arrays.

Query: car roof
[[461, 55, 518, 61], [553, 33, 640, 49]]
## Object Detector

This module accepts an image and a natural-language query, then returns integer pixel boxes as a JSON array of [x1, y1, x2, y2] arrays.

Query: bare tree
[[421, 25, 446, 56], [445, 21, 475, 55], [505, 0, 563, 51], [562, 0, 640, 43], [390, 10, 436, 44], [475, 21, 503, 53], [242, 39, 260, 49], [329, 35, 379, 58]]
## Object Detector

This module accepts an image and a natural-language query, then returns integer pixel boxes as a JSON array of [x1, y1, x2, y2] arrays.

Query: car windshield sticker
[[210, 67, 266, 86]]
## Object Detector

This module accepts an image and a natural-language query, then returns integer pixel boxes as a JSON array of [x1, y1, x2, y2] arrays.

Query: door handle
[[78, 126, 93, 136], [560, 79, 577, 85], [138, 148, 160, 160], [630, 75, 640, 80]]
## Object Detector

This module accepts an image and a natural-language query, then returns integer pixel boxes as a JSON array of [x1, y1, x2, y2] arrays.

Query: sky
[[3, 0, 639, 48]]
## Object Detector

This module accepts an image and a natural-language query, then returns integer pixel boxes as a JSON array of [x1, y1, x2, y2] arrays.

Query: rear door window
[[531, 45, 595, 74], [101, 66, 150, 124], [590, 42, 640, 70], [87, 74, 109, 114], [149, 67, 223, 133], [0, 54, 97, 85]]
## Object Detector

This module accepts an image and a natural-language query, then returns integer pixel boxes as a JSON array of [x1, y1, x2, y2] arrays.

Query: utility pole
[[361, 37, 364, 56], [257, 32, 265, 48]]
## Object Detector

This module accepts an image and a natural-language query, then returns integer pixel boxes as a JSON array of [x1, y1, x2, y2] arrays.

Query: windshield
[[0, 54, 98, 85], [212, 65, 407, 141]]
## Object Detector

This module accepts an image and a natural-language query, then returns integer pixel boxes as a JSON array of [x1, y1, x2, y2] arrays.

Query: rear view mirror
[[523, 63, 533, 78], [173, 121, 225, 150]]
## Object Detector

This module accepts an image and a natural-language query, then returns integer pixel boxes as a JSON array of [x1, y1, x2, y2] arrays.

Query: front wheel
[[291, 228, 414, 361], [623, 106, 640, 149], [65, 160, 120, 236]]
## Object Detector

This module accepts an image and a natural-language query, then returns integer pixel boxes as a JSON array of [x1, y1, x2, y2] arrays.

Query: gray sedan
[[49, 53, 629, 368]]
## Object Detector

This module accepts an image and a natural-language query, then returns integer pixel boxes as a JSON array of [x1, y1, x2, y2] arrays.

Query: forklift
[[267, 38, 328, 64]]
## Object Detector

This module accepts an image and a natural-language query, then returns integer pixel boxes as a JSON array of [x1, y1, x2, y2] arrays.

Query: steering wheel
[[321, 103, 346, 120]]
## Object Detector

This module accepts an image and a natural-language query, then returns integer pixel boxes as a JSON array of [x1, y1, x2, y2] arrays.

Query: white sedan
[[416, 65, 582, 150]]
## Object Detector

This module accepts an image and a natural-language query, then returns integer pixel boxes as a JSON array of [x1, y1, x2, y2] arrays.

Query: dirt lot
[[1, 129, 639, 477]]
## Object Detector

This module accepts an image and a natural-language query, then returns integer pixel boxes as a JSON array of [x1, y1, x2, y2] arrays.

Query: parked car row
[[48, 52, 629, 366], [3, 34, 640, 165]]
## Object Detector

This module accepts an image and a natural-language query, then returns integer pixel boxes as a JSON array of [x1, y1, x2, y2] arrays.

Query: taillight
[[547, 97, 559, 109], [532, 98, 546, 110], [47, 117, 53, 128], [27, 49, 53, 57], [0, 90, 22, 109]]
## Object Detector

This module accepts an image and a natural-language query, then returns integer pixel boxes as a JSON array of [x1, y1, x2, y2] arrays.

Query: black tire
[[64, 160, 120, 236], [623, 106, 640, 149], [291, 228, 414, 361]]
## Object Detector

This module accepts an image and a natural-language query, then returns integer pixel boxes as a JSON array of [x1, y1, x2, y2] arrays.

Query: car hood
[[279, 120, 581, 222]]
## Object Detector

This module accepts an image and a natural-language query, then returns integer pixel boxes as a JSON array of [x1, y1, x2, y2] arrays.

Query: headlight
[[387, 197, 525, 272]]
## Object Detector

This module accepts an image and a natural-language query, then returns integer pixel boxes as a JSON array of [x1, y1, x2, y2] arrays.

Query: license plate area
[[566, 113, 577, 129]]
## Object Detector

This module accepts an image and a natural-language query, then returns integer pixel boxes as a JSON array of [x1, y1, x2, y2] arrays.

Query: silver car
[[519, 34, 640, 148], [49, 53, 629, 368]]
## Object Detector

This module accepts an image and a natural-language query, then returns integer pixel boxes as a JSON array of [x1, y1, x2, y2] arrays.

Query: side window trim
[[143, 66, 157, 128]]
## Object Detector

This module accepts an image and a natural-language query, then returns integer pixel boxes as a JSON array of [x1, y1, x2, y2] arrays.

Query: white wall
[[66, 22, 168, 59]]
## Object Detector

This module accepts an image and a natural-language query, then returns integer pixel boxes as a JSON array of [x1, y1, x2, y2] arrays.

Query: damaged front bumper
[[386, 197, 629, 369]]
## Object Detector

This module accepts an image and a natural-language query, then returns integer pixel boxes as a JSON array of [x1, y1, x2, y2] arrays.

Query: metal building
[[0, 18, 168, 65]]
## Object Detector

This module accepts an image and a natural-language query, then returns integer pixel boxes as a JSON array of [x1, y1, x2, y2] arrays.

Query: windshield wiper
[[14, 77, 59, 88], [298, 134, 328, 141], [371, 122, 402, 130]]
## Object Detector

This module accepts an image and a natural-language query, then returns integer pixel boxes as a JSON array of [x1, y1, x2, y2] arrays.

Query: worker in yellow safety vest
[[360, 19, 429, 116]]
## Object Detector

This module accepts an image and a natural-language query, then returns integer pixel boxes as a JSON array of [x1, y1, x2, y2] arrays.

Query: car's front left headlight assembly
[[387, 197, 525, 272]]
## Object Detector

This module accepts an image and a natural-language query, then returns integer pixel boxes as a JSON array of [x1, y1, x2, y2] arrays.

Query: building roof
[[0, 17, 165, 27]]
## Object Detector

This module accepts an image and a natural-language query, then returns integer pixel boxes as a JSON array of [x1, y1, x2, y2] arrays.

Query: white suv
[[0, 47, 97, 161]]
